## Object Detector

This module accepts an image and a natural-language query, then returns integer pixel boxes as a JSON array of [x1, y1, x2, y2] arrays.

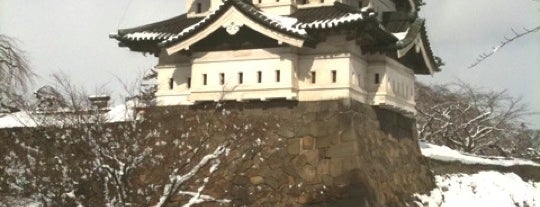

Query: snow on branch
[[153, 144, 230, 207], [469, 25, 540, 69]]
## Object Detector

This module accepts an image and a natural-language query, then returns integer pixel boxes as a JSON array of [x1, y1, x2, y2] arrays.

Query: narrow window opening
[[187, 77, 191, 89], [196, 3, 202, 13], [275, 70, 280, 82], [320, 0, 324, 3], [302, 0, 308, 4], [331, 70, 337, 83], [203, 74, 207, 85], [257, 71, 262, 83], [169, 78, 174, 90], [219, 73, 225, 85], [311, 71, 316, 84], [238, 72, 243, 84], [375, 73, 380, 84]]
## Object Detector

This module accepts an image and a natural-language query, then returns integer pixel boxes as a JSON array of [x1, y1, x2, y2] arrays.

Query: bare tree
[[1, 74, 245, 206], [0, 34, 34, 112], [415, 81, 533, 154]]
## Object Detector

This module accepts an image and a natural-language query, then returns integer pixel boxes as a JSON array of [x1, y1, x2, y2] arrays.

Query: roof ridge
[[332, 2, 361, 14], [117, 14, 193, 35], [158, 0, 308, 48]]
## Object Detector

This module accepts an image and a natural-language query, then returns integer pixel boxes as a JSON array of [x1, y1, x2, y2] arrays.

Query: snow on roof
[[0, 112, 38, 128], [296, 12, 364, 29], [124, 31, 171, 41], [257, 12, 307, 35], [106, 102, 136, 123], [415, 171, 540, 207], [0, 103, 136, 129], [419, 141, 540, 167], [392, 28, 409, 40], [160, 8, 220, 46]]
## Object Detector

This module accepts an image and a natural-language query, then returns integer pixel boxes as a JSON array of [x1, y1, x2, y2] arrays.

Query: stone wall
[[0, 99, 434, 206]]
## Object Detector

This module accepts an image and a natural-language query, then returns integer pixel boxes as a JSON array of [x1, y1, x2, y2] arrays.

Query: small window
[[311, 71, 316, 84], [238, 72, 243, 84], [219, 73, 225, 85], [375, 73, 380, 84], [196, 3, 202, 13], [358, 0, 362, 8], [320, 0, 324, 3], [331, 70, 337, 83], [357, 74, 362, 86], [187, 77, 191, 89], [301, 0, 308, 4], [203, 74, 207, 85], [258, 0, 262, 3], [169, 78, 174, 90], [275, 70, 280, 82], [257, 71, 262, 83]]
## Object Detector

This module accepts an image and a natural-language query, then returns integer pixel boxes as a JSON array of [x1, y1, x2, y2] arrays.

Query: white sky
[[1, 0, 539, 127]]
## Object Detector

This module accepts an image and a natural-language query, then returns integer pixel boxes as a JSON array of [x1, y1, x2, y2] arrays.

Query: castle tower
[[253, 0, 298, 15], [186, 0, 224, 18], [111, 0, 439, 114]]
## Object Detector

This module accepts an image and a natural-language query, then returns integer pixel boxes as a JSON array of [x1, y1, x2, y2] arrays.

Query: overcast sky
[[1, 0, 539, 127]]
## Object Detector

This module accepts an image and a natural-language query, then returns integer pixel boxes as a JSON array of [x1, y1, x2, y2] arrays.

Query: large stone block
[[327, 143, 359, 158]]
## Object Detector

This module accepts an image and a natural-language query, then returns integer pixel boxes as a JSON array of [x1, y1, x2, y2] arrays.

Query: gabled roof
[[110, 1, 371, 53], [159, 0, 309, 49], [113, 14, 202, 42], [110, 0, 439, 74]]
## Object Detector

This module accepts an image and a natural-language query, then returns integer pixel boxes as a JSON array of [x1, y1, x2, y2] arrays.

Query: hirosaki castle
[[110, 0, 439, 114]]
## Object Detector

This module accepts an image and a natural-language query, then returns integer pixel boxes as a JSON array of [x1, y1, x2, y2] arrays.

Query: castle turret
[[253, 0, 298, 15], [186, 0, 224, 18]]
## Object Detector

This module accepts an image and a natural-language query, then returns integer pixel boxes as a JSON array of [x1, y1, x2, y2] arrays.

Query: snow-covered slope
[[415, 171, 540, 207], [419, 141, 540, 167], [417, 142, 540, 207]]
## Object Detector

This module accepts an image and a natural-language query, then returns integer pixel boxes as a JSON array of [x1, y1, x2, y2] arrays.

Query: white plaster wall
[[155, 64, 192, 105], [366, 55, 415, 113], [297, 54, 354, 101], [155, 38, 415, 114], [188, 48, 298, 101], [349, 54, 369, 102]]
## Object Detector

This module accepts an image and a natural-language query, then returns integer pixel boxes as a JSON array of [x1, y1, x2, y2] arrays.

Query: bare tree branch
[[0, 34, 34, 91], [469, 25, 540, 69]]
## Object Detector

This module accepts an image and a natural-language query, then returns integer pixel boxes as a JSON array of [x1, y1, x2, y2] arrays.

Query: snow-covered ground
[[417, 142, 540, 207], [415, 171, 540, 207], [419, 141, 540, 167]]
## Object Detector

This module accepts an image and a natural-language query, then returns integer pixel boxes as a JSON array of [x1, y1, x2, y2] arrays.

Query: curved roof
[[159, 0, 309, 48], [110, 0, 440, 74], [110, 1, 371, 50]]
